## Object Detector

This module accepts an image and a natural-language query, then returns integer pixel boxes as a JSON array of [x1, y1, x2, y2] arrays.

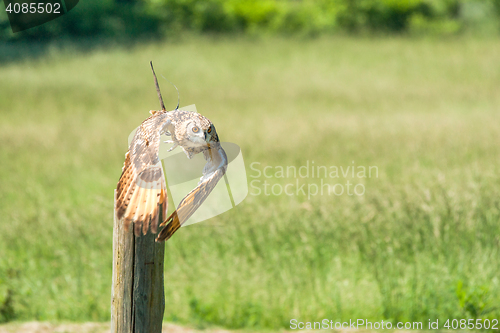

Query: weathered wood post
[[111, 191, 165, 332]]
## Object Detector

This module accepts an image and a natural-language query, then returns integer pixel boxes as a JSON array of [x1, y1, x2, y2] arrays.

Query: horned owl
[[115, 63, 227, 242]]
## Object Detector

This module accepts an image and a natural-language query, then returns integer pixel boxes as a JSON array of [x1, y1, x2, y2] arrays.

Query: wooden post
[[111, 191, 165, 332]]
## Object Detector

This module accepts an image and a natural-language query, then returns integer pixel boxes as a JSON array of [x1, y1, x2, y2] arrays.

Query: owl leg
[[182, 147, 194, 159], [164, 141, 178, 152]]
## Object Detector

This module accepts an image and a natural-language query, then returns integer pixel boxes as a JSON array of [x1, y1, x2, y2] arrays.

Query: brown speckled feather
[[115, 111, 171, 235], [156, 142, 227, 242], [116, 64, 227, 239], [116, 106, 226, 240]]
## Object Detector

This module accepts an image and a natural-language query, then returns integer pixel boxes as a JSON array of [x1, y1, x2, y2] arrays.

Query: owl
[[115, 63, 227, 242]]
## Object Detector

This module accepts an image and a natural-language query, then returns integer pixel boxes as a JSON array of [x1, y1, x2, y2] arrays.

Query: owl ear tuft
[[160, 74, 180, 111], [150, 61, 166, 111]]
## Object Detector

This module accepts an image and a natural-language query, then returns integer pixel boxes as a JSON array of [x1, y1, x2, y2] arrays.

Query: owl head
[[176, 116, 219, 159], [175, 112, 219, 152], [184, 121, 215, 145]]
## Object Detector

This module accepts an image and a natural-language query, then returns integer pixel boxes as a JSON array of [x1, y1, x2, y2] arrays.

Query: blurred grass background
[[1, 36, 499, 328], [1, 0, 500, 330]]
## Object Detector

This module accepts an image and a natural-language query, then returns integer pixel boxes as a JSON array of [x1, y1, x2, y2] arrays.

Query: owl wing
[[155, 142, 228, 242], [115, 111, 172, 236]]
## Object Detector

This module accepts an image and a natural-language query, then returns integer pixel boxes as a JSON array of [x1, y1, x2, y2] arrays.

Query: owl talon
[[183, 149, 194, 159], [167, 142, 178, 152]]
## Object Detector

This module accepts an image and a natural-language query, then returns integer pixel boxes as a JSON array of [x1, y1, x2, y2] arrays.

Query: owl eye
[[207, 127, 212, 134], [192, 126, 200, 133]]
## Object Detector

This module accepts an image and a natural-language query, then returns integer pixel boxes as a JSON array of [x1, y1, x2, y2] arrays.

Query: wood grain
[[112, 190, 165, 332]]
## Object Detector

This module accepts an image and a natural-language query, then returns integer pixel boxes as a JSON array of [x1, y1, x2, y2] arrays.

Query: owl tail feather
[[156, 211, 181, 242]]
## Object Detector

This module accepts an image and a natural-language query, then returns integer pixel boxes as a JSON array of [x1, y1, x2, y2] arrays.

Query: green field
[[0, 36, 499, 328]]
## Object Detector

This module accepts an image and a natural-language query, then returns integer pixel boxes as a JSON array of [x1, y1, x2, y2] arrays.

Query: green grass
[[0, 36, 499, 329]]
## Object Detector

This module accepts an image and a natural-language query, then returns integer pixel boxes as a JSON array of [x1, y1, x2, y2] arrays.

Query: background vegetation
[[1, 0, 500, 43], [0, 36, 499, 328], [1, 0, 500, 330]]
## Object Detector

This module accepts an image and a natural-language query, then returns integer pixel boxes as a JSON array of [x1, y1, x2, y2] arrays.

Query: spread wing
[[156, 142, 228, 242], [115, 112, 171, 236]]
